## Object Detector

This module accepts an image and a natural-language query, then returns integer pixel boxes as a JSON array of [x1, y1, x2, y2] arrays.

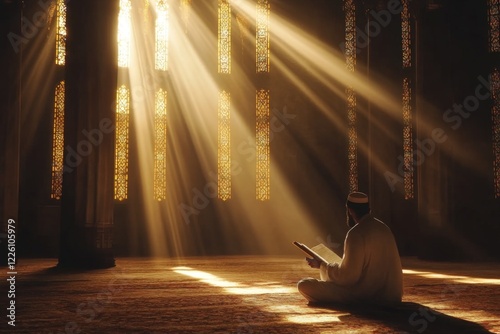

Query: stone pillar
[[59, 0, 119, 268]]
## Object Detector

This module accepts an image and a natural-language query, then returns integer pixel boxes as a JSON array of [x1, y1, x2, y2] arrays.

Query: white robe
[[298, 214, 403, 304]]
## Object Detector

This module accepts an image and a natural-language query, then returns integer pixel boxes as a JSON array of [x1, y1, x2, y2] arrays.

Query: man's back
[[347, 215, 403, 303], [319, 214, 403, 304]]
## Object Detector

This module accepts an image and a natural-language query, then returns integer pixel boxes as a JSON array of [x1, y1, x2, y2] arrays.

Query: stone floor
[[2, 256, 500, 333]]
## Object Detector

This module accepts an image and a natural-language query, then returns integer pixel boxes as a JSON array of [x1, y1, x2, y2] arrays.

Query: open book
[[293, 241, 342, 264]]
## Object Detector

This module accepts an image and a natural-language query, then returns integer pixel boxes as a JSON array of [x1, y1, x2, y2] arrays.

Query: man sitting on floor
[[297, 192, 403, 305]]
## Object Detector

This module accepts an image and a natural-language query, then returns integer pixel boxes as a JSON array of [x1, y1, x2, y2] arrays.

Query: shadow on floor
[[310, 301, 495, 334]]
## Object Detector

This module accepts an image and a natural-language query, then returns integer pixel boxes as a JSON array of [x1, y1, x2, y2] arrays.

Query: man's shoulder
[[353, 215, 390, 233]]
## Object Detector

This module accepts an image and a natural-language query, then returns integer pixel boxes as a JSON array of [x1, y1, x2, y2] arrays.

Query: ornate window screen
[[256, 89, 270, 200], [488, 0, 500, 198], [218, 90, 231, 201], [154, 89, 168, 201], [488, 0, 500, 53], [218, 0, 231, 74], [492, 68, 500, 198], [345, 0, 358, 192], [155, 0, 169, 71], [402, 77, 414, 199], [51, 0, 67, 199], [256, 0, 270, 73], [401, 0, 412, 68], [118, 0, 132, 68], [51, 81, 65, 199], [55, 0, 66, 66], [114, 85, 130, 201], [401, 0, 414, 199]]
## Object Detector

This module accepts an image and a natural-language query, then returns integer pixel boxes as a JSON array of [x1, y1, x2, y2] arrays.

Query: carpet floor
[[2, 256, 499, 333]]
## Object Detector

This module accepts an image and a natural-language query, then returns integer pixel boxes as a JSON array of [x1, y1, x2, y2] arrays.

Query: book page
[[311, 243, 342, 264], [293, 241, 342, 264]]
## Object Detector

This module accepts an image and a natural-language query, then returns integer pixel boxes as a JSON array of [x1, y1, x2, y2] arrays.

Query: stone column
[[59, 0, 119, 268]]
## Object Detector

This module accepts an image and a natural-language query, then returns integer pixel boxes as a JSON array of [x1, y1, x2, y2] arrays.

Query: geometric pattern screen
[[256, 0, 270, 73], [51, 81, 65, 199], [50, 0, 67, 199], [218, 0, 232, 200], [114, 85, 130, 201], [492, 68, 500, 198], [155, 0, 169, 71], [118, 0, 131, 68], [401, 0, 414, 199], [154, 89, 168, 201], [256, 89, 270, 200], [55, 0, 66, 66], [488, 0, 500, 53], [154, 0, 169, 201], [344, 0, 358, 192], [218, 90, 232, 201], [218, 0, 231, 74], [489, 0, 500, 198], [256, 0, 270, 200]]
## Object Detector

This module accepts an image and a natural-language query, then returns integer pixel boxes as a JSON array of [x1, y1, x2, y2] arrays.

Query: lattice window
[[492, 68, 500, 198], [402, 77, 414, 199], [345, 0, 357, 192], [218, 90, 231, 200], [256, 89, 270, 200], [154, 89, 168, 201], [114, 85, 130, 201], [488, 0, 500, 53], [401, 0, 414, 199], [155, 0, 169, 71], [218, 0, 231, 74], [51, 81, 65, 199], [347, 103, 358, 193], [256, 0, 270, 73], [55, 0, 66, 66], [488, 1, 500, 197], [344, 0, 356, 74], [118, 0, 132, 68], [401, 0, 412, 68]]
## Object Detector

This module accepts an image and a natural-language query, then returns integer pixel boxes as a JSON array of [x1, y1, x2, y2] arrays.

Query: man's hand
[[306, 257, 321, 269]]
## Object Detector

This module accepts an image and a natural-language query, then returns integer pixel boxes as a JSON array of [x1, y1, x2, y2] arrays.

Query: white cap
[[347, 192, 369, 204]]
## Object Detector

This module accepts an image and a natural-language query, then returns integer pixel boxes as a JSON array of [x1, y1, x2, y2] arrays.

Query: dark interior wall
[[0, 0, 60, 257], [15, 0, 60, 257], [445, 0, 500, 259], [416, 0, 499, 260], [0, 1, 22, 265]]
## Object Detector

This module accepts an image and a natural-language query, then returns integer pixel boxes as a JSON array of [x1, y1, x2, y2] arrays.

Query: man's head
[[346, 192, 370, 228]]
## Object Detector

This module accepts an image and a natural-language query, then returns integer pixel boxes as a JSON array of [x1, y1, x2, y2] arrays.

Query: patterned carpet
[[3, 257, 500, 333]]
